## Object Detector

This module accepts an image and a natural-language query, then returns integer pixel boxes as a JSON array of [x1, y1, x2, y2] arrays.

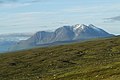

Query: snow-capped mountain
[[73, 24, 113, 40], [10, 24, 114, 51]]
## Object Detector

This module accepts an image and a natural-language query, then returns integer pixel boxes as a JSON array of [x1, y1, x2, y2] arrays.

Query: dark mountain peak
[[63, 25, 71, 28], [88, 24, 95, 27], [37, 31, 46, 33], [81, 24, 87, 27]]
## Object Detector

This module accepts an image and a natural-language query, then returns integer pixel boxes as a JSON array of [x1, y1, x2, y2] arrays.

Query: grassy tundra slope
[[0, 36, 120, 80]]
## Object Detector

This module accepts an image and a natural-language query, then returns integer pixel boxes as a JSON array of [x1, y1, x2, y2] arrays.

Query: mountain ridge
[[10, 24, 114, 51]]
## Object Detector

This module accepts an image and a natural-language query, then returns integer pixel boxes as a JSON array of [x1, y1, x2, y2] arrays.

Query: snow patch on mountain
[[73, 24, 87, 31]]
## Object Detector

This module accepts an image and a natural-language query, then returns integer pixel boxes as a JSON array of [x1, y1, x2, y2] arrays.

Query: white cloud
[[0, 11, 59, 32], [105, 16, 120, 22], [0, 0, 47, 8], [0, 3, 30, 8], [63, 3, 120, 14]]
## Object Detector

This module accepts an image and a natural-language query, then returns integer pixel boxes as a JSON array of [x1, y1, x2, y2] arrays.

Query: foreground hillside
[[0, 36, 120, 80]]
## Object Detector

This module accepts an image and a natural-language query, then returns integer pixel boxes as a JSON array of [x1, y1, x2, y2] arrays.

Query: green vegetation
[[0, 36, 120, 80]]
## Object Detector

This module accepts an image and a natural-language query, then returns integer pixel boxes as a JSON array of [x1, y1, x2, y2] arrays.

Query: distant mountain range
[[10, 24, 114, 51], [0, 33, 33, 53]]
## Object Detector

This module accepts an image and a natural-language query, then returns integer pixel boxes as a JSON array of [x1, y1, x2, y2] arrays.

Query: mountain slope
[[73, 24, 112, 39], [0, 33, 33, 53], [0, 36, 120, 80], [11, 24, 114, 51]]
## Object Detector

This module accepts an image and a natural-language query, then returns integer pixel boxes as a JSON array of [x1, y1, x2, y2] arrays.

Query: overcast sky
[[0, 0, 120, 34]]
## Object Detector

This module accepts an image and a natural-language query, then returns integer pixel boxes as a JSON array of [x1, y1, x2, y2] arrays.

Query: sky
[[0, 0, 120, 35]]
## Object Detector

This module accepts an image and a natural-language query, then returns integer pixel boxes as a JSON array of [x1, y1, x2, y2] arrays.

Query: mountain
[[0, 41, 17, 53], [10, 24, 114, 51], [0, 33, 33, 53], [0, 36, 120, 80]]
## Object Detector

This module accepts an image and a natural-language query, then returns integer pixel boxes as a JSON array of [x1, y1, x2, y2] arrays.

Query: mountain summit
[[10, 24, 114, 51]]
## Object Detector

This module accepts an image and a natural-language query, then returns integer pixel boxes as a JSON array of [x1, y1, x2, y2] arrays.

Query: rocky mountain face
[[10, 24, 114, 51]]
